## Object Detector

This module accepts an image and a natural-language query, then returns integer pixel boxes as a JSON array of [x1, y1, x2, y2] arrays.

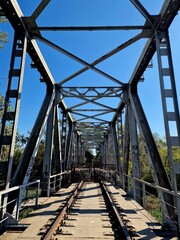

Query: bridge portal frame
[[0, 0, 180, 229]]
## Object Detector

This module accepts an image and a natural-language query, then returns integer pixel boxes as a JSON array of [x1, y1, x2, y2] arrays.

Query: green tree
[[94, 147, 102, 167], [0, 16, 8, 48], [85, 150, 94, 165]]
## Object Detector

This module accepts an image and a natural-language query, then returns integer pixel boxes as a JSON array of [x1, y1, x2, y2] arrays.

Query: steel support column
[[61, 111, 68, 171], [122, 106, 130, 192], [111, 123, 121, 172], [0, 32, 27, 190], [66, 123, 75, 169], [41, 99, 55, 197], [76, 134, 80, 165], [155, 30, 180, 193], [129, 89, 175, 220], [116, 112, 123, 175], [6, 88, 54, 213], [65, 121, 73, 169], [105, 134, 109, 169], [129, 103, 141, 204], [53, 105, 62, 191]]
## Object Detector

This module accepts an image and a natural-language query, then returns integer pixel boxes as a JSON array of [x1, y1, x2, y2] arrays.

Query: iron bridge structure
[[0, 0, 180, 234]]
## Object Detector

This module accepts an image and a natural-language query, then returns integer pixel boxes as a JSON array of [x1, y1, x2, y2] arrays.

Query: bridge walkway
[[0, 182, 169, 240]]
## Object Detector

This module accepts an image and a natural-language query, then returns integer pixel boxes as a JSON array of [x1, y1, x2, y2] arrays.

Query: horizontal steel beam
[[69, 109, 116, 112], [38, 25, 150, 31]]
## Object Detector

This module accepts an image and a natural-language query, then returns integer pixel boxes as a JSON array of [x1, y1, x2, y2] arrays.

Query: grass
[[18, 188, 41, 220], [146, 194, 162, 223]]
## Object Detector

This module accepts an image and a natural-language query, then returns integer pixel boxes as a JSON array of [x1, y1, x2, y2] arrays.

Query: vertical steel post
[[53, 104, 62, 190], [105, 134, 109, 169], [129, 89, 175, 220], [66, 122, 75, 169], [123, 106, 130, 192], [155, 31, 180, 193], [117, 112, 123, 175], [0, 32, 27, 190], [61, 111, 67, 170], [41, 99, 55, 197], [65, 121, 73, 169], [129, 103, 142, 204], [111, 123, 121, 172]]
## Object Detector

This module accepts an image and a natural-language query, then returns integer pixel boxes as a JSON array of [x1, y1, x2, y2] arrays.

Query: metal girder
[[57, 33, 142, 85], [66, 90, 119, 110], [42, 98, 55, 197], [155, 30, 180, 195], [34, 35, 124, 86], [31, 0, 51, 20], [130, 0, 154, 25], [128, 103, 141, 204], [0, 32, 27, 189], [75, 113, 109, 123], [38, 25, 150, 31], [0, 1, 179, 224], [60, 86, 123, 98], [70, 109, 115, 112], [129, 90, 175, 220], [112, 0, 180, 123], [122, 106, 130, 192], [0, 1, 55, 87]]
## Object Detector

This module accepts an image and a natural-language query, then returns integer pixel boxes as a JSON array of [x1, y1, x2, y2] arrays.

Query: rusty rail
[[43, 180, 83, 240], [101, 181, 131, 240]]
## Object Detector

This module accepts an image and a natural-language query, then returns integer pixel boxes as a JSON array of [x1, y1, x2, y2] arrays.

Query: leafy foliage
[[0, 16, 8, 48], [85, 150, 94, 164]]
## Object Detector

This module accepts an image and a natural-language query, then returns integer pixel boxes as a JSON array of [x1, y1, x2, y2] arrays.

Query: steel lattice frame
[[0, 0, 180, 225]]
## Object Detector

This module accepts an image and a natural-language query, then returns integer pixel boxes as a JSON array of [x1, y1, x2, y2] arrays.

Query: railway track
[[39, 181, 134, 240]]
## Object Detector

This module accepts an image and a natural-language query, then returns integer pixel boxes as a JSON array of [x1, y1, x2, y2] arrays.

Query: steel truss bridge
[[0, 0, 180, 235]]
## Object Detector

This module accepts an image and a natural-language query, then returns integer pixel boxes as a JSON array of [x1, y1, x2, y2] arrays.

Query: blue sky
[[0, 1, 179, 137]]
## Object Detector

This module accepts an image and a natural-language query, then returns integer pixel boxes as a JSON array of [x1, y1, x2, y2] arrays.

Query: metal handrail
[[0, 180, 40, 222], [122, 173, 180, 233]]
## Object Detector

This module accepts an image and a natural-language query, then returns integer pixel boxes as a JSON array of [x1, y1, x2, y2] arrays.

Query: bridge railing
[[49, 171, 67, 192], [123, 174, 180, 232], [0, 180, 40, 224]]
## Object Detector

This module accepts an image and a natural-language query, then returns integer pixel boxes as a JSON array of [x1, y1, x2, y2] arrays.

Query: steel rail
[[101, 181, 131, 240], [43, 180, 83, 240]]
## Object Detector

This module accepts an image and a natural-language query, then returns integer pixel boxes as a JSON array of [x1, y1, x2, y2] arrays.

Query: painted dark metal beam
[[129, 90, 175, 219], [34, 35, 124, 86], [130, 0, 154, 25], [31, 0, 51, 20], [112, 0, 180, 123], [41, 98, 55, 197], [38, 25, 150, 31], [57, 33, 142, 85], [7, 89, 54, 213], [0, 1, 55, 87], [64, 91, 115, 111], [72, 111, 109, 123], [69, 109, 116, 112]]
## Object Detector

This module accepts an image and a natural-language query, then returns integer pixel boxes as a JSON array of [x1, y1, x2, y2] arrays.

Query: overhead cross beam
[[57, 33, 143, 85], [60, 86, 124, 98], [38, 25, 151, 31], [34, 35, 124, 86]]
